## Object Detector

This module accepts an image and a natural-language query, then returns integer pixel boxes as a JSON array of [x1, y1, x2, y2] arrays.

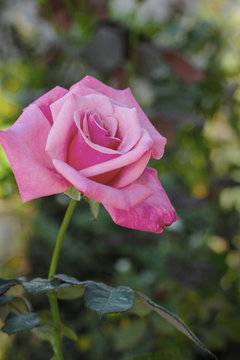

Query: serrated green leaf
[[115, 319, 146, 351], [84, 281, 135, 316], [1, 312, 40, 334], [22, 278, 69, 294], [136, 292, 217, 360], [0, 295, 14, 307], [88, 198, 100, 220], [64, 186, 81, 201]]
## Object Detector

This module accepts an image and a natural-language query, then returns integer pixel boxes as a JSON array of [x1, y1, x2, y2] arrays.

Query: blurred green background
[[0, 0, 240, 359]]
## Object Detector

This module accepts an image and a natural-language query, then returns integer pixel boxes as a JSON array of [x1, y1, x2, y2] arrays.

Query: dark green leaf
[[22, 278, 69, 294], [0, 278, 21, 296], [1, 312, 40, 334], [53, 275, 85, 299], [136, 292, 217, 360], [84, 281, 135, 316], [54, 274, 86, 287], [0, 295, 14, 307]]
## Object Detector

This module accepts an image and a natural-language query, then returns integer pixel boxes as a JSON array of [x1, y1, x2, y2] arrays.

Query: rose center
[[81, 112, 121, 150]]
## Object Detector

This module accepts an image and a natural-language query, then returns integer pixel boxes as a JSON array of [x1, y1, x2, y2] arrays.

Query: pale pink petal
[[67, 128, 119, 171], [75, 76, 166, 159], [110, 150, 151, 188], [101, 116, 118, 137], [90, 112, 118, 138], [47, 93, 115, 160], [74, 111, 121, 155], [32, 86, 68, 124], [0, 105, 69, 202], [79, 129, 153, 178], [114, 105, 142, 153], [88, 114, 120, 150], [50, 92, 113, 123], [53, 159, 152, 209], [104, 168, 177, 233], [46, 93, 80, 161]]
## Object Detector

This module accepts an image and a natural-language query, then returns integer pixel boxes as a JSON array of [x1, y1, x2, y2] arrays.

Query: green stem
[[48, 293, 64, 360], [47, 198, 78, 360], [48, 198, 77, 278]]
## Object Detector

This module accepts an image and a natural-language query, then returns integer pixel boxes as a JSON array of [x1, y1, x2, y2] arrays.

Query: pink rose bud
[[0, 76, 177, 233]]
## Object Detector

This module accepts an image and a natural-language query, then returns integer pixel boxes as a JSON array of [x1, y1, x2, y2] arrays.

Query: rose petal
[[110, 150, 151, 188], [0, 105, 69, 202], [53, 159, 153, 210], [114, 105, 142, 153], [79, 129, 153, 178], [46, 93, 115, 161], [67, 127, 119, 171], [104, 168, 177, 233], [73, 76, 166, 159], [46, 93, 80, 161], [88, 114, 120, 150], [50, 91, 113, 123], [100, 116, 118, 137], [75, 111, 121, 155], [31, 86, 68, 124]]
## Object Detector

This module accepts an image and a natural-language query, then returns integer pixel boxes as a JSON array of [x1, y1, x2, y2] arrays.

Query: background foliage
[[0, 0, 240, 359]]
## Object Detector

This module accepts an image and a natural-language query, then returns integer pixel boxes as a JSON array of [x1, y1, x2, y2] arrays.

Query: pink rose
[[0, 76, 176, 233]]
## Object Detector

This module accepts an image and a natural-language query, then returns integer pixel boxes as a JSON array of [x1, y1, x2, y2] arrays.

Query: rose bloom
[[0, 76, 176, 233]]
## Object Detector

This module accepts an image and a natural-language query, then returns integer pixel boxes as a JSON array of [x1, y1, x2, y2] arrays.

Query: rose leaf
[[84, 281, 135, 316], [136, 291, 217, 360], [1, 312, 40, 334], [22, 278, 69, 294]]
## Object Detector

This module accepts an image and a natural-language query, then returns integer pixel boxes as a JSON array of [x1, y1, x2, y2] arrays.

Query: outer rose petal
[[32, 86, 68, 124], [110, 150, 151, 188], [53, 159, 153, 210], [72, 76, 166, 159], [0, 105, 70, 202], [114, 105, 142, 153], [104, 168, 177, 233]]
